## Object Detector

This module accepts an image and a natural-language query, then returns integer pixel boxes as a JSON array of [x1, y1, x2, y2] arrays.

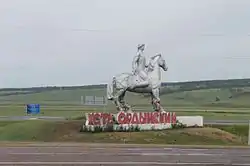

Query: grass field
[[0, 78, 250, 120], [1, 106, 250, 120], [0, 120, 247, 145], [0, 79, 249, 145]]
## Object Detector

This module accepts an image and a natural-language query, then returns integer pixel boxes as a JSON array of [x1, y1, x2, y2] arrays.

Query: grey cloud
[[0, 0, 249, 88]]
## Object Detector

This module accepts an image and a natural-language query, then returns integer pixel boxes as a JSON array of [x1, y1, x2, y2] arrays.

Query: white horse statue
[[107, 54, 168, 112]]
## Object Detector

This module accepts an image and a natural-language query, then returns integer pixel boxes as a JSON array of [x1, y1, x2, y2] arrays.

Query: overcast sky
[[0, 0, 250, 88]]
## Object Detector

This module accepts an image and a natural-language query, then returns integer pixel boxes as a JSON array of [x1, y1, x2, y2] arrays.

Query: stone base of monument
[[83, 111, 203, 132]]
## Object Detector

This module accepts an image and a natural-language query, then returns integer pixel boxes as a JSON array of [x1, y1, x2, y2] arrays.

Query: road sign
[[26, 104, 40, 115]]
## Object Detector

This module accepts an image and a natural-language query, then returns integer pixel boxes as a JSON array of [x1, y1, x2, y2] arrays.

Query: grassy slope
[[0, 79, 249, 145], [0, 78, 249, 119], [0, 120, 248, 145], [0, 86, 250, 107], [0, 78, 249, 106]]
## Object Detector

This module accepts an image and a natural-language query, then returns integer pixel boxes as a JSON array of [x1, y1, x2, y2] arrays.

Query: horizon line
[[1, 77, 249, 89]]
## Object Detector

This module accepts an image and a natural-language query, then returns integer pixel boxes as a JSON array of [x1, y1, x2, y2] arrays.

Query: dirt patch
[[44, 121, 246, 145], [181, 128, 243, 144], [0, 120, 245, 145], [47, 120, 83, 141]]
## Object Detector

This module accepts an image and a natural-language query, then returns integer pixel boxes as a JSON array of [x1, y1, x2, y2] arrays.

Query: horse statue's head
[[148, 54, 168, 71]]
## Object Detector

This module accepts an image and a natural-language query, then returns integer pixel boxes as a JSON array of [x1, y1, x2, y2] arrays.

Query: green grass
[[0, 87, 250, 108], [0, 120, 247, 145], [0, 121, 51, 141], [210, 124, 249, 137], [0, 105, 249, 120], [0, 83, 250, 120], [0, 79, 250, 145]]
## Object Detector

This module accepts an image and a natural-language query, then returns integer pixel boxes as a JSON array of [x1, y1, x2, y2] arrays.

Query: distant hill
[[0, 78, 249, 97]]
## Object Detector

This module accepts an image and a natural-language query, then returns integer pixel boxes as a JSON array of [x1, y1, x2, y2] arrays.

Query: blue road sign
[[26, 104, 40, 115]]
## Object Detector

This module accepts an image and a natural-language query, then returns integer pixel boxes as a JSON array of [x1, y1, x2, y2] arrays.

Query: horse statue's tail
[[107, 76, 116, 100]]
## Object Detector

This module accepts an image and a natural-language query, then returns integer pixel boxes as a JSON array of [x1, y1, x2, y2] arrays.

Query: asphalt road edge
[[0, 142, 248, 148]]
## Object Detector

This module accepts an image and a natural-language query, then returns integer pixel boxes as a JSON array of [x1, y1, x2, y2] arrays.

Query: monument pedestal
[[84, 111, 177, 132]]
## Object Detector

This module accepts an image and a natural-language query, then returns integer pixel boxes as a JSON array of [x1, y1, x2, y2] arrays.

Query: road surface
[[0, 143, 249, 165]]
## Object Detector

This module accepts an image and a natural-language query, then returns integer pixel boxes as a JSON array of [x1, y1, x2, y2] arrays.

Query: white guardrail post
[[248, 120, 250, 146]]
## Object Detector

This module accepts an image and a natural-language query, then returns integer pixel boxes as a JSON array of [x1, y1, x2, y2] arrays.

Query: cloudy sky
[[0, 0, 250, 88]]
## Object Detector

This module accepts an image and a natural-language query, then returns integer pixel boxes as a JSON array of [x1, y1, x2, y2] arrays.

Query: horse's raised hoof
[[126, 109, 133, 113], [116, 107, 124, 113], [160, 110, 166, 113], [157, 106, 166, 113]]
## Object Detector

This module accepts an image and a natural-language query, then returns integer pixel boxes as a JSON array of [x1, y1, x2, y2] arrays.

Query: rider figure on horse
[[131, 44, 150, 89]]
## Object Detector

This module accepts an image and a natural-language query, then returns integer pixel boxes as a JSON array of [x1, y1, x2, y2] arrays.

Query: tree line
[[0, 78, 249, 96]]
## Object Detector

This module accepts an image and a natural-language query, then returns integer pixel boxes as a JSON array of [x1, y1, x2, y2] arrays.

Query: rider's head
[[137, 44, 145, 51]]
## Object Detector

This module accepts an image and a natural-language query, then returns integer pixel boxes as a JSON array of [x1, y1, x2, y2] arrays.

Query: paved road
[[0, 143, 249, 165]]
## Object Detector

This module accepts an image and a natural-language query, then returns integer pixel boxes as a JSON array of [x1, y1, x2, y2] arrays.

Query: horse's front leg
[[149, 92, 155, 111], [119, 90, 132, 113], [113, 100, 122, 112], [151, 88, 165, 113], [114, 89, 126, 112]]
